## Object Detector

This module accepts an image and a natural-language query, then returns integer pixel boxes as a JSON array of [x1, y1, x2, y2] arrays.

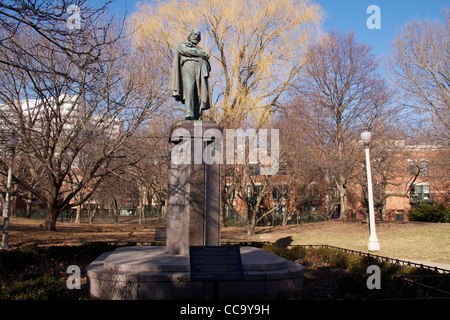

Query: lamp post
[[361, 130, 380, 251], [1, 132, 19, 249]]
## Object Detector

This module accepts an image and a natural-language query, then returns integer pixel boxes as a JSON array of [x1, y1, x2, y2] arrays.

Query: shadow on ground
[[274, 236, 294, 246]]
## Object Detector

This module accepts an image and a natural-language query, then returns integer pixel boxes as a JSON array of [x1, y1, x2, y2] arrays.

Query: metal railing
[[394, 275, 450, 298], [288, 244, 450, 274]]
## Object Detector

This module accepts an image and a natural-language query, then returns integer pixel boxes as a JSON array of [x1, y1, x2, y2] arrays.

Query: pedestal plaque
[[189, 246, 244, 281]]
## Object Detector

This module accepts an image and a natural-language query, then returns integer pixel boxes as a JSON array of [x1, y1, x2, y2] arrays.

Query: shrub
[[261, 244, 308, 261], [261, 244, 438, 299], [0, 242, 127, 300], [0, 245, 40, 278], [0, 274, 63, 300], [408, 202, 450, 223]]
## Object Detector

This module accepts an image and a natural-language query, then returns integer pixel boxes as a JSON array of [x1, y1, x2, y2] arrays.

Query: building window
[[408, 159, 417, 175], [225, 186, 236, 200], [408, 159, 429, 177], [224, 204, 238, 220], [247, 184, 263, 202], [420, 160, 429, 176], [272, 185, 288, 200], [249, 164, 260, 176], [410, 184, 431, 203]]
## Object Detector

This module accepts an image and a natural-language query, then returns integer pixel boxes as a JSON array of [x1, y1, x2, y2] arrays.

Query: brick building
[[224, 140, 449, 224], [382, 142, 449, 220]]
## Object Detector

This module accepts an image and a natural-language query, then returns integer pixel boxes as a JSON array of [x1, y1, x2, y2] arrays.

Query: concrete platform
[[86, 246, 304, 300]]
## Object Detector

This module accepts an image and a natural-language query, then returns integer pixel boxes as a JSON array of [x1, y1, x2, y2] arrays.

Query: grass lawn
[[222, 220, 450, 264]]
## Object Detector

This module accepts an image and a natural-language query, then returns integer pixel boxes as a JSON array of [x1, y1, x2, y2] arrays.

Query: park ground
[[4, 217, 450, 265]]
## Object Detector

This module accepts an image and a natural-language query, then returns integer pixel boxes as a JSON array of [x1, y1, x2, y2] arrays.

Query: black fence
[[289, 244, 450, 275], [394, 274, 450, 298]]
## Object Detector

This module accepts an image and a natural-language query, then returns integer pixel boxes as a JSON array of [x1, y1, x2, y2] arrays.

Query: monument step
[[102, 246, 288, 273], [87, 245, 304, 299]]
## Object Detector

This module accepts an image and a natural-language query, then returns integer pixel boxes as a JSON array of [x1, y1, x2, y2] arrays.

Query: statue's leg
[[193, 101, 201, 120], [181, 63, 199, 120]]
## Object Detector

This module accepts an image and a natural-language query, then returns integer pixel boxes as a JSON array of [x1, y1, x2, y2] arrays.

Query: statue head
[[188, 29, 201, 45]]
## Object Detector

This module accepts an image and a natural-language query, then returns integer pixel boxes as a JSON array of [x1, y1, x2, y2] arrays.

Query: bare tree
[[0, 5, 162, 230], [131, 117, 173, 224], [0, 0, 110, 60], [295, 31, 395, 219], [222, 162, 273, 235], [385, 13, 450, 140], [275, 106, 328, 222]]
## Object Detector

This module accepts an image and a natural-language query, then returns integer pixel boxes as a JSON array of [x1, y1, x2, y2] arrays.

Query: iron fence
[[394, 275, 450, 298], [288, 244, 450, 275]]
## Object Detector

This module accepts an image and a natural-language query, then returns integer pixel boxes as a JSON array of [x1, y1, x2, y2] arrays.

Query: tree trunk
[[25, 197, 32, 219], [246, 207, 257, 236], [220, 176, 228, 228], [282, 209, 290, 226], [44, 205, 58, 231], [89, 206, 97, 224], [75, 204, 82, 224], [336, 176, 348, 219], [246, 221, 255, 236], [138, 185, 149, 225]]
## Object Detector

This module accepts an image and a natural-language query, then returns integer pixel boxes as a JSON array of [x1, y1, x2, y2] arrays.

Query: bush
[[408, 202, 450, 223], [261, 244, 307, 261], [260, 244, 438, 299], [0, 242, 122, 300], [299, 213, 328, 223], [0, 274, 63, 300]]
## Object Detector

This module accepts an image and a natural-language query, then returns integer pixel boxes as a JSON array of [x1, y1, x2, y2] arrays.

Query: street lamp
[[361, 130, 380, 251], [1, 132, 19, 249]]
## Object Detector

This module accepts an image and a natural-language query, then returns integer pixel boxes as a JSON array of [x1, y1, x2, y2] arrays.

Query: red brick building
[[224, 141, 449, 223]]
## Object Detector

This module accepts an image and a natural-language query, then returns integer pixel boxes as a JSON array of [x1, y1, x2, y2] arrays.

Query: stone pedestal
[[86, 246, 304, 300], [165, 121, 222, 256]]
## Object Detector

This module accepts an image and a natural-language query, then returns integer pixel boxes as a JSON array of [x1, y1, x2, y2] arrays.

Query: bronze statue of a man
[[169, 29, 211, 120]]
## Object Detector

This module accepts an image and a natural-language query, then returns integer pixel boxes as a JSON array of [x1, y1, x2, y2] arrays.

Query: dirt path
[[5, 218, 160, 247]]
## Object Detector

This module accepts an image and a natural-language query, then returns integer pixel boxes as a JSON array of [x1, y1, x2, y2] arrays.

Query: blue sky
[[317, 0, 448, 57], [104, 0, 448, 58]]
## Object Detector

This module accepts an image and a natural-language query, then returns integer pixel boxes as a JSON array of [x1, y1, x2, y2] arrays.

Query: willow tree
[[129, 0, 323, 128]]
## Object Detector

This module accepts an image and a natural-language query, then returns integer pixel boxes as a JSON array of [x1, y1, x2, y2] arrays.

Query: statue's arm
[[179, 43, 210, 60]]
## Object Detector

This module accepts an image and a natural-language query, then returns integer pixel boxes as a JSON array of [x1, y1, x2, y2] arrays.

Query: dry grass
[[5, 217, 450, 264], [222, 220, 450, 264]]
